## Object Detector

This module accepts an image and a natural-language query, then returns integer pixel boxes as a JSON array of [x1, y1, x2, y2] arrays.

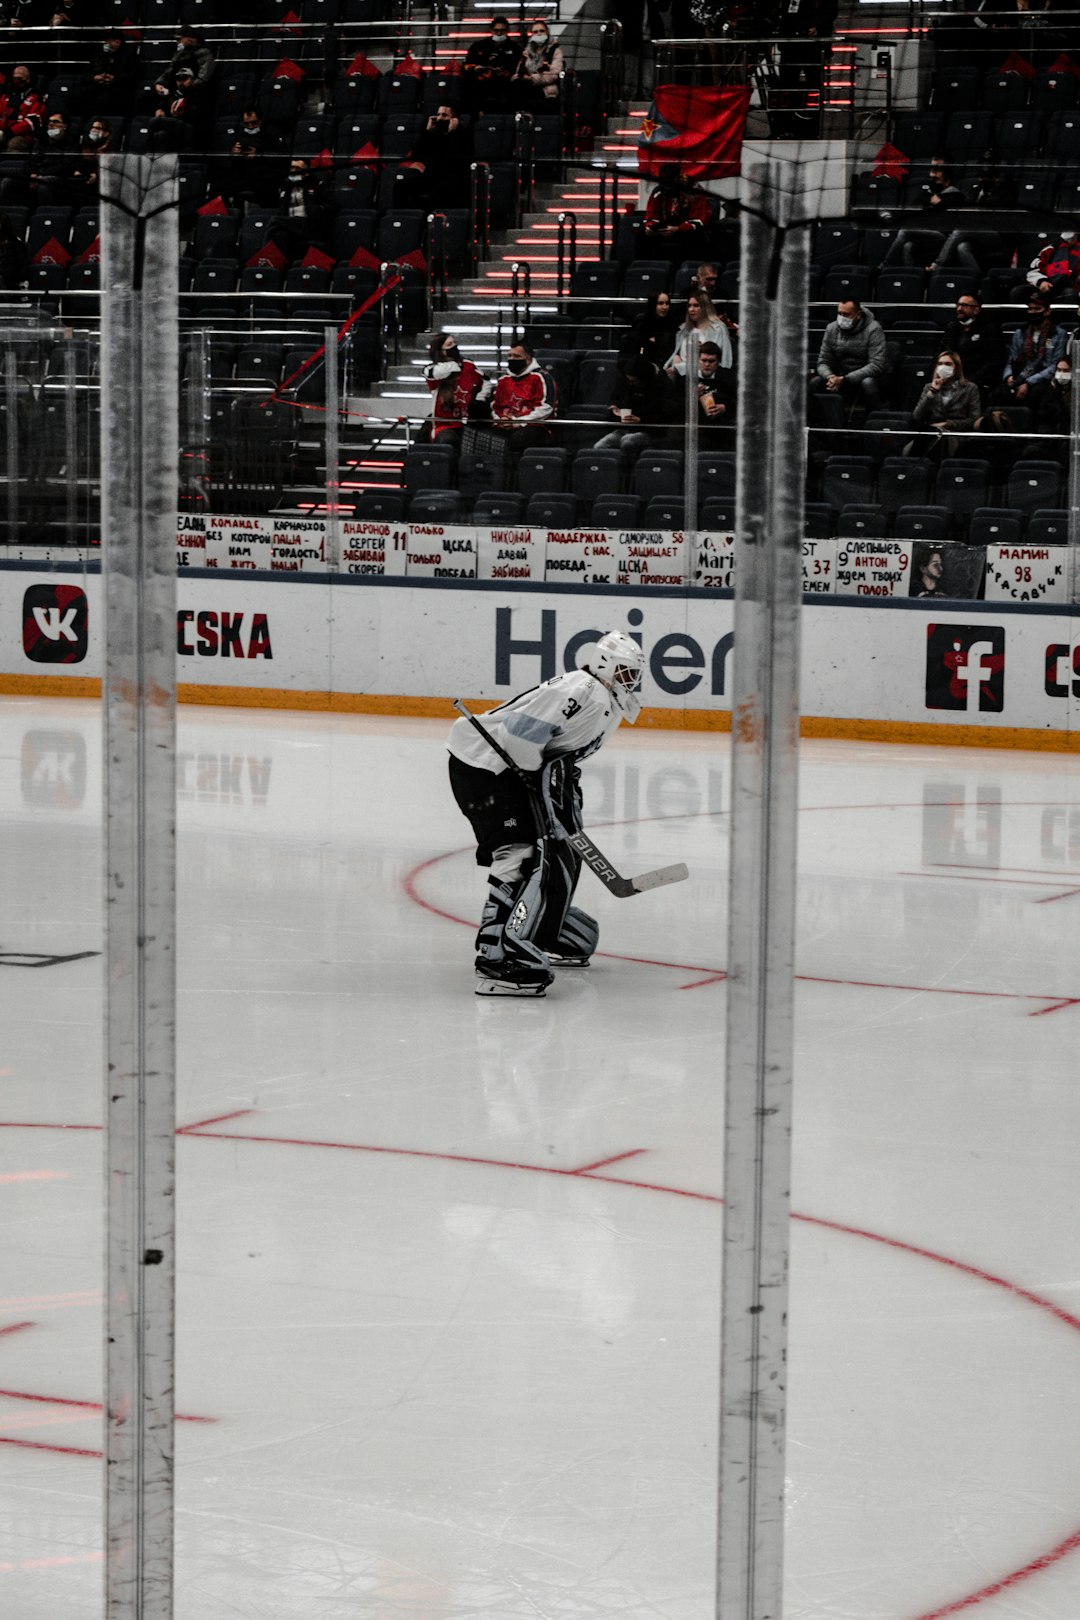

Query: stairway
[[330, 104, 647, 500]]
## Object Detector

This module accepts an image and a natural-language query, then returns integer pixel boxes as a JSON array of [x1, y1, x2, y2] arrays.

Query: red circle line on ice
[[2, 1114, 1079, 1618]]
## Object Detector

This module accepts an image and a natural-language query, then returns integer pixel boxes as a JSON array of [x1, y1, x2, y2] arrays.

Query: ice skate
[[475, 963, 553, 997]]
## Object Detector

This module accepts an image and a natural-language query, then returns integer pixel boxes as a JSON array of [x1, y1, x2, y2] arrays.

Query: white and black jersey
[[447, 669, 622, 776]]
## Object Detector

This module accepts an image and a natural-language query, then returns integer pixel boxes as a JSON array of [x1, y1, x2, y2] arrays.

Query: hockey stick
[[452, 699, 689, 899]]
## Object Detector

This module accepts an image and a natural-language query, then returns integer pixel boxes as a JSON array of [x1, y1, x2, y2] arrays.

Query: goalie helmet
[[588, 630, 645, 723]]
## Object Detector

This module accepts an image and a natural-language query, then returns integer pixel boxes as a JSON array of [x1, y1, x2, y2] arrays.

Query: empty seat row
[[820, 455, 1064, 517], [808, 503, 1068, 546]]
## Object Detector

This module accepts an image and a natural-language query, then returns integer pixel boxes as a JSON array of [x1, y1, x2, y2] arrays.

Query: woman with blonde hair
[[664, 291, 733, 376], [909, 349, 980, 459]]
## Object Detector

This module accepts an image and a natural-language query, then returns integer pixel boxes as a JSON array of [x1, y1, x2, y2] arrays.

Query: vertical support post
[[324, 322, 341, 573], [62, 343, 78, 545], [683, 330, 699, 553], [100, 152, 180, 1620], [1069, 333, 1080, 606], [718, 155, 808, 1620], [4, 345, 19, 541]]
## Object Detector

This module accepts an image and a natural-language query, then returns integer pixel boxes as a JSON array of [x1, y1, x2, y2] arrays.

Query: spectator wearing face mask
[[491, 338, 557, 459], [512, 19, 564, 108], [72, 26, 140, 117], [941, 293, 1006, 400], [810, 297, 889, 425], [30, 108, 79, 206], [462, 15, 520, 112], [1029, 355, 1072, 458], [907, 350, 981, 461], [996, 295, 1068, 403], [1025, 227, 1080, 303], [70, 116, 118, 196], [423, 331, 492, 441]]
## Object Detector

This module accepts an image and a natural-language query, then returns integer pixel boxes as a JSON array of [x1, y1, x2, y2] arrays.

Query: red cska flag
[[872, 142, 910, 180], [637, 84, 749, 180]]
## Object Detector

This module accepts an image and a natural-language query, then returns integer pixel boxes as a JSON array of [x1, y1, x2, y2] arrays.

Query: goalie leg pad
[[548, 904, 599, 966], [474, 845, 553, 992]]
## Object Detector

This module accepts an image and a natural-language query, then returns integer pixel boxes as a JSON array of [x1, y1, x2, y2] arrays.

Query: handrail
[[470, 162, 492, 271], [556, 213, 577, 304], [427, 212, 450, 318]]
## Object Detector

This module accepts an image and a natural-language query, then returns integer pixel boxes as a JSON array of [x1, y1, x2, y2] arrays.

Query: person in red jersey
[[490, 337, 557, 459]]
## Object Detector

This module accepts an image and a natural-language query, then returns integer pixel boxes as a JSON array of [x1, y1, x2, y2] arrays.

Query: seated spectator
[[165, 28, 216, 91], [636, 163, 712, 264], [941, 293, 1006, 401], [0, 206, 27, 288], [276, 155, 336, 256], [30, 106, 79, 206], [0, 63, 42, 144], [906, 350, 981, 461], [395, 104, 473, 210], [491, 337, 556, 458], [996, 294, 1067, 403], [145, 64, 209, 151], [1029, 353, 1071, 463], [689, 339, 736, 442], [462, 15, 520, 112], [423, 331, 492, 440], [621, 289, 679, 369], [810, 297, 889, 423], [238, 103, 285, 154], [664, 291, 732, 376], [72, 26, 140, 118], [1024, 227, 1080, 303], [880, 158, 965, 267], [225, 130, 284, 211], [69, 115, 119, 199], [594, 354, 672, 457], [511, 19, 564, 108], [138, 31, 214, 118]]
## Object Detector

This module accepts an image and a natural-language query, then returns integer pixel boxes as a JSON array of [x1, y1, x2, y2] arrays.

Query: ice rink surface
[[2, 695, 1080, 1620]]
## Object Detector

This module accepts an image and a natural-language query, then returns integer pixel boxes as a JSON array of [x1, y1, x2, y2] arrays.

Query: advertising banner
[[340, 517, 409, 577], [616, 529, 688, 586], [543, 529, 617, 585], [406, 523, 478, 579], [3, 567, 1079, 740], [476, 525, 543, 582]]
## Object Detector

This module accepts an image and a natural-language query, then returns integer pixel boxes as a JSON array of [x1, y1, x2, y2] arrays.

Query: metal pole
[[325, 322, 341, 573], [100, 151, 180, 1620], [1069, 333, 1080, 606], [718, 154, 808, 1620], [4, 345, 18, 542], [683, 330, 699, 551], [63, 345, 78, 545]]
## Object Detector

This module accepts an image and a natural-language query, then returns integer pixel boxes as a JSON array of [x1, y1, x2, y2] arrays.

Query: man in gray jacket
[[810, 298, 890, 426]]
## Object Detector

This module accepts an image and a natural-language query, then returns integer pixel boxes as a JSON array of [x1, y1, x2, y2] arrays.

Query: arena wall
[[3, 559, 1079, 750]]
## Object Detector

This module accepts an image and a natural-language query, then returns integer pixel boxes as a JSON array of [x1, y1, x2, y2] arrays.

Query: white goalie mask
[[588, 630, 646, 723]]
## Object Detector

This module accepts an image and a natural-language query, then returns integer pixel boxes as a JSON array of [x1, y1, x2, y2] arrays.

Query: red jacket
[[644, 186, 711, 234], [426, 357, 484, 437], [491, 360, 556, 422]]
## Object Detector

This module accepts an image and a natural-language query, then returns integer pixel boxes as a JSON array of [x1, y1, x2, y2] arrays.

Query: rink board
[[2, 562, 1080, 748]]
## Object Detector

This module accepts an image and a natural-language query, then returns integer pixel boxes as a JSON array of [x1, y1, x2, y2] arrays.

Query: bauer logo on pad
[[925, 624, 1005, 713], [22, 584, 89, 664]]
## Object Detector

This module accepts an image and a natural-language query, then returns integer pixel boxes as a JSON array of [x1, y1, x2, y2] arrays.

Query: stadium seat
[[353, 490, 406, 521], [804, 503, 834, 539], [571, 449, 622, 502], [838, 504, 888, 538], [878, 456, 931, 512], [404, 444, 455, 492], [409, 489, 464, 520], [516, 447, 569, 500], [894, 506, 950, 540], [592, 494, 643, 527], [644, 496, 684, 527], [525, 493, 580, 526], [1025, 509, 1068, 545], [1006, 461, 1063, 514], [822, 456, 874, 512], [1031, 71, 1079, 112], [980, 72, 1029, 113], [473, 491, 525, 524], [967, 508, 1025, 546], [935, 459, 991, 520], [632, 451, 683, 502]]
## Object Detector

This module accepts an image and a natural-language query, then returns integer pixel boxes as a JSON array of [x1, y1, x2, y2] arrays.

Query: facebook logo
[[22, 584, 89, 665], [925, 624, 1005, 713]]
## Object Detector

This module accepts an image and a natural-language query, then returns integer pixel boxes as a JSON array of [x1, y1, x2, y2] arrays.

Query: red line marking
[[915, 1523, 1080, 1620], [0, 1322, 34, 1338], [568, 1149, 645, 1175], [178, 1109, 254, 1134], [899, 870, 1073, 890], [1034, 888, 1080, 906], [403, 854, 1079, 1014], [933, 862, 1080, 880], [0, 1435, 101, 1458], [0, 1388, 212, 1423]]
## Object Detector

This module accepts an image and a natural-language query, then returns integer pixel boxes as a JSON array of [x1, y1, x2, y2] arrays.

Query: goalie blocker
[[447, 632, 688, 998]]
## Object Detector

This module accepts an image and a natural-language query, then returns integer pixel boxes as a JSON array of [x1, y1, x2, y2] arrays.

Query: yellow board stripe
[[1, 674, 1077, 752]]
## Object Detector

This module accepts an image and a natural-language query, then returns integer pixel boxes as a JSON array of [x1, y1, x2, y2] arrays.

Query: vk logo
[[22, 584, 89, 664]]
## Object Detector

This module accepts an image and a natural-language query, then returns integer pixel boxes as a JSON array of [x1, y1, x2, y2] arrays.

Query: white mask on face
[[835, 314, 854, 330], [1054, 369, 1071, 386], [1061, 231, 1077, 242], [935, 364, 955, 381]]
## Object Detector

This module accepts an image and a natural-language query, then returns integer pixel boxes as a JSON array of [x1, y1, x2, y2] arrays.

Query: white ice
[[1, 696, 1080, 1620]]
